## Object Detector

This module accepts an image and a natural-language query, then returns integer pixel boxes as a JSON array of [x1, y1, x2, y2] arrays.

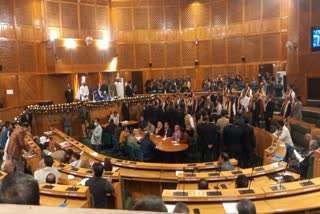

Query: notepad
[[77, 178, 89, 186], [222, 202, 238, 214]]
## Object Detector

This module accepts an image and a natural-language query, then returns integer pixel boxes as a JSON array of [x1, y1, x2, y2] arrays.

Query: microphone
[[239, 167, 255, 194], [300, 177, 314, 186], [214, 166, 222, 190], [174, 167, 188, 196]]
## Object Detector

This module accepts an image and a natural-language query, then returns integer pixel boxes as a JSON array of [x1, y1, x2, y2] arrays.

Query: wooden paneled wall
[[287, 0, 320, 100], [112, 0, 289, 89], [0, 0, 290, 107]]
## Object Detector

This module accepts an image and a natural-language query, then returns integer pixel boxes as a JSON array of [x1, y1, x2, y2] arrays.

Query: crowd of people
[[144, 77, 192, 94], [0, 73, 315, 212]]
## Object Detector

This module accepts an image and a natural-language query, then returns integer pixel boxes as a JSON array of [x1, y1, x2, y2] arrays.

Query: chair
[[134, 149, 144, 161], [90, 193, 95, 208]]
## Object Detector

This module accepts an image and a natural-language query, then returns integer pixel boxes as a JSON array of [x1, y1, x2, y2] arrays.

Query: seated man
[[140, 132, 156, 162], [218, 152, 235, 171], [34, 155, 61, 183], [85, 162, 114, 208], [297, 140, 319, 179], [69, 152, 82, 168], [198, 178, 209, 190], [133, 195, 167, 212], [139, 115, 147, 130], [46, 173, 56, 184], [237, 199, 256, 214], [235, 175, 249, 188], [144, 120, 155, 133], [50, 148, 74, 163], [173, 202, 190, 214], [127, 127, 140, 149], [0, 171, 40, 205]]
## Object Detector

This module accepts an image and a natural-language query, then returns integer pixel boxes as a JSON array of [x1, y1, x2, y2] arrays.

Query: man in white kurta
[[114, 79, 124, 98], [79, 83, 90, 101]]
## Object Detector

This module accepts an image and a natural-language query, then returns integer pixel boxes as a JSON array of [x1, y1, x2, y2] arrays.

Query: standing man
[[79, 102, 88, 137], [20, 107, 33, 128], [62, 109, 72, 136], [91, 118, 103, 153], [100, 80, 109, 96], [251, 93, 264, 127], [79, 82, 90, 101], [264, 94, 274, 132], [65, 83, 74, 103], [125, 80, 134, 97], [6, 123, 33, 172], [292, 96, 303, 120], [85, 162, 114, 208]]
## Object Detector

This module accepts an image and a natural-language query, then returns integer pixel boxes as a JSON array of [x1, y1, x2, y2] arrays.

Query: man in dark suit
[[241, 117, 256, 168], [140, 132, 156, 162], [65, 83, 74, 103], [251, 92, 264, 127], [125, 80, 134, 97], [264, 94, 274, 132], [223, 119, 244, 166], [163, 122, 172, 138], [85, 162, 114, 208], [20, 107, 33, 128]]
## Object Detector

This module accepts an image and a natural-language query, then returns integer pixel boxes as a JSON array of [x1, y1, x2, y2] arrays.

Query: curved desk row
[[50, 127, 238, 171], [162, 177, 320, 202]]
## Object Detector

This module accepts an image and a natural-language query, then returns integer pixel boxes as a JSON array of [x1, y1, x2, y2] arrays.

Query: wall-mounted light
[[65, 39, 76, 49], [49, 30, 59, 41], [97, 40, 109, 49], [195, 39, 199, 45]]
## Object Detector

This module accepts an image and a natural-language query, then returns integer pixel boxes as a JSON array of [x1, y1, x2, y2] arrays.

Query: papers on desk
[[165, 204, 176, 213], [176, 171, 183, 176], [77, 178, 89, 186], [121, 121, 128, 124], [60, 141, 72, 149], [67, 175, 75, 180], [222, 202, 238, 214], [136, 136, 142, 141], [112, 166, 119, 172], [172, 141, 180, 146], [43, 131, 53, 136]]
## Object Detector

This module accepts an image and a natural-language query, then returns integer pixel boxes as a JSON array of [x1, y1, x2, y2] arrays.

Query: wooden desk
[[50, 127, 237, 171], [24, 135, 42, 173], [102, 120, 138, 127], [176, 162, 290, 182], [163, 177, 320, 203], [263, 138, 287, 165], [40, 195, 89, 208], [134, 129, 189, 152]]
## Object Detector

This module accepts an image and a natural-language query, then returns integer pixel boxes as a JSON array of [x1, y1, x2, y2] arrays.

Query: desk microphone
[[214, 166, 222, 190], [182, 167, 187, 196], [207, 166, 222, 196]]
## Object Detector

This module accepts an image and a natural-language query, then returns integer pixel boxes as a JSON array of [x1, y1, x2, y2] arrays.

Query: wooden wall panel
[[312, 0, 320, 25], [96, 6, 109, 30], [135, 43, 149, 68], [80, 4, 96, 30], [118, 44, 134, 69], [212, 0, 226, 26], [182, 41, 195, 66], [117, 8, 133, 31], [195, 3, 210, 27], [149, 7, 164, 30], [0, 41, 18, 72], [244, 36, 261, 62], [212, 38, 226, 64], [19, 42, 35, 72], [165, 6, 179, 29], [133, 8, 148, 30], [0, 0, 14, 24], [245, 0, 261, 21], [15, 0, 33, 26], [181, 6, 194, 29], [263, 0, 280, 19], [61, 2, 78, 29], [198, 40, 210, 65], [227, 37, 243, 63], [46, 1, 60, 28], [228, 0, 243, 24], [262, 33, 280, 61], [166, 42, 181, 67], [150, 43, 165, 68]]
